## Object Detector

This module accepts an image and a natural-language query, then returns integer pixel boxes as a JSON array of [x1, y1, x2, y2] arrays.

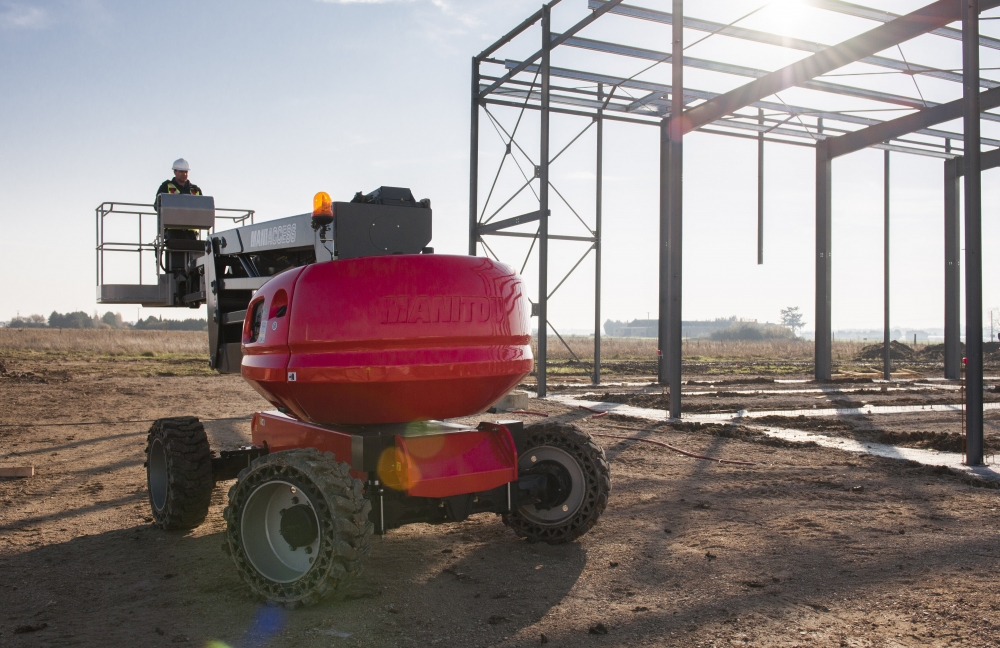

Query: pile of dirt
[[686, 377, 775, 386], [857, 341, 1000, 363], [656, 420, 816, 449], [856, 340, 916, 361], [0, 358, 47, 384], [753, 414, 859, 432], [585, 392, 749, 414]]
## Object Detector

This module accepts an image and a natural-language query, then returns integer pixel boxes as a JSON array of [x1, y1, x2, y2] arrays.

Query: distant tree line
[[4, 311, 207, 331]]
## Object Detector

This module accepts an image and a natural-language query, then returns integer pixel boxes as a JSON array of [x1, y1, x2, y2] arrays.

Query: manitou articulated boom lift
[[95, 189, 610, 608]]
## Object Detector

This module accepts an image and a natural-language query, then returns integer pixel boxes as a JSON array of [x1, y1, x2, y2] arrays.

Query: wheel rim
[[241, 480, 322, 583], [148, 438, 168, 512], [517, 446, 586, 524]]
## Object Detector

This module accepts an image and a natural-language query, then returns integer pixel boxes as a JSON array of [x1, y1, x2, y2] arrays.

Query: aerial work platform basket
[[95, 195, 254, 307]]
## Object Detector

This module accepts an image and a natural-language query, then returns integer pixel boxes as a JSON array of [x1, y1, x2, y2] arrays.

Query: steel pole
[[469, 57, 480, 256], [944, 157, 962, 379], [963, 0, 984, 465], [594, 93, 604, 386], [815, 140, 833, 380], [537, 4, 552, 399], [658, 121, 668, 387], [666, 0, 684, 418], [758, 108, 764, 265], [883, 149, 891, 381]]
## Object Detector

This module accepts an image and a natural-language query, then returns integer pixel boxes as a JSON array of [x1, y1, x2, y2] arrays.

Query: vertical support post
[[469, 57, 480, 256], [666, 0, 684, 418], [658, 122, 669, 386], [757, 108, 764, 265], [944, 157, 962, 380], [594, 89, 604, 386], [537, 3, 551, 399], [963, 0, 984, 465], [815, 140, 833, 381], [883, 149, 891, 381]]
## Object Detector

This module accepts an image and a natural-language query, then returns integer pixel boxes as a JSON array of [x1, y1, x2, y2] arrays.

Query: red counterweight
[[241, 254, 533, 425]]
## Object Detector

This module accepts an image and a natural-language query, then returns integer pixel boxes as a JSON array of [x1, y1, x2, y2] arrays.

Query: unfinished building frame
[[470, 0, 999, 464]]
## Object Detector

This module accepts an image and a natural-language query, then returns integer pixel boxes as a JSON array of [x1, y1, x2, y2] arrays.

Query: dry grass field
[[2, 330, 837, 362], [537, 336, 868, 362], [0, 328, 208, 357]]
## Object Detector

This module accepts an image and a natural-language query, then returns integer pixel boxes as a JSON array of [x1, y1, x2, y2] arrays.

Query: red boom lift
[[102, 187, 611, 607]]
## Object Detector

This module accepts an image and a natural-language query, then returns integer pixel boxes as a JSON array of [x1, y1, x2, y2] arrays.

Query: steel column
[[883, 149, 891, 381], [758, 108, 764, 265], [658, 121, 669, 387], [470, 57, 480, 256], [963, 0, 984, 465], [537, 3, 551, 399], [815, 140, 833, 381], [944, 157, 962, 379], [594, 98, 604, 385], [665, 0, 684, 418]]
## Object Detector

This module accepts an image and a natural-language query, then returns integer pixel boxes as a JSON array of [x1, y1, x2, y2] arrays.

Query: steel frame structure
[[470, 0, 1000, 465]]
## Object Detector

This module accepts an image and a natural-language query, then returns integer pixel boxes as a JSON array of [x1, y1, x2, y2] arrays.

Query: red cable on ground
[[591, 433, 756, 466], [578, 405, 609, 417], [511, 410, 549, 417]]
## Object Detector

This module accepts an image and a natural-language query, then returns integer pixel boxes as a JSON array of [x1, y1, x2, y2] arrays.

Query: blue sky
[[2, 0, 999, 333]]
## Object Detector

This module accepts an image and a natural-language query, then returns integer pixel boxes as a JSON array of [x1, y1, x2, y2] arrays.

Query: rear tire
[[145, 416, 213, 530], [223, 449, 373, 609], [503, 421, 611, 544]]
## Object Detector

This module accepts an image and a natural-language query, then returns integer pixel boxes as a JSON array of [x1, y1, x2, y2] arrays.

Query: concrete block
[[492, 390, 530, 412]]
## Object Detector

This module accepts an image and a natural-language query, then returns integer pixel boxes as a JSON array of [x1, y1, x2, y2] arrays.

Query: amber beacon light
[[312, 191, 334, 227]]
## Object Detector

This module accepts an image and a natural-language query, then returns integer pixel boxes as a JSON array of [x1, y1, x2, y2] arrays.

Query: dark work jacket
[[155, 179, 202, 209]]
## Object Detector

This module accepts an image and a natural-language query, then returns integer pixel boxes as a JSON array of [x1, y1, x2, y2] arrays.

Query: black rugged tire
[[223, 449, 373, 609], [144, 416, 213, 530], [503, 421, 611, 545]]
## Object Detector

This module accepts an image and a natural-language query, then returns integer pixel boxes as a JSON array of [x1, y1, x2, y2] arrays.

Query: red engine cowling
[[241, 255, 533, 424]]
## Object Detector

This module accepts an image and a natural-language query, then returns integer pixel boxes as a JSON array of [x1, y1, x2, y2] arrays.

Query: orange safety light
[[312, 191, 334, 228]]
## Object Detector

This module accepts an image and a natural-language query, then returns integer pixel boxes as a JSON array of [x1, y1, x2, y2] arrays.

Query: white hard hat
[[172, 158, 190, 171]]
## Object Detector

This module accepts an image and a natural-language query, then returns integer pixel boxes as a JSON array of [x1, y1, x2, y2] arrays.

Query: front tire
[[223, 449, 373, 608], [503, 421, 611, 544], [145, 416, 213, 530]]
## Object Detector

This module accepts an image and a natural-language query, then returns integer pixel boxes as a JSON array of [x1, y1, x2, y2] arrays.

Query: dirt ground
[[3, 354, 1000, 647]]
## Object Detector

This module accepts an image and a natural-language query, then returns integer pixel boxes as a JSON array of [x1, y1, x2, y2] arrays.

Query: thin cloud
[[0, 2, 48, 29]]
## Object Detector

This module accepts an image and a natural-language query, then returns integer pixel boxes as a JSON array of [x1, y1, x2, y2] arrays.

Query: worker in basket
[[155, 158, 202, 208], [155, 158, 203, 248]]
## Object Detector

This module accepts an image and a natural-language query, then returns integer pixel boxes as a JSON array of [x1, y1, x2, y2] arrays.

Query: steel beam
[[470, 58, 480, 256], [963, 0, 984, 466], [828, 85, 1000, 158], [478, 0, 625, 100], [758, 109, 764, 265], [561, 36, 932, 110], [944, 156, 962, 379], [804, 0, 1000, 51], [883, 150, 891, 381], [477, 6, 547, 61], [683, 0, 990, 133], [500, 61, 1000, 141], [476, 209, 546, 234], [816, 140, 833, 381], [483, 230, 595, 242], [942, 147, 1000, 380], [588, 0, 1000, 89], [538, 4, 551, 399], [663, 0, 684, 418], [594, 103, 604, 386]]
